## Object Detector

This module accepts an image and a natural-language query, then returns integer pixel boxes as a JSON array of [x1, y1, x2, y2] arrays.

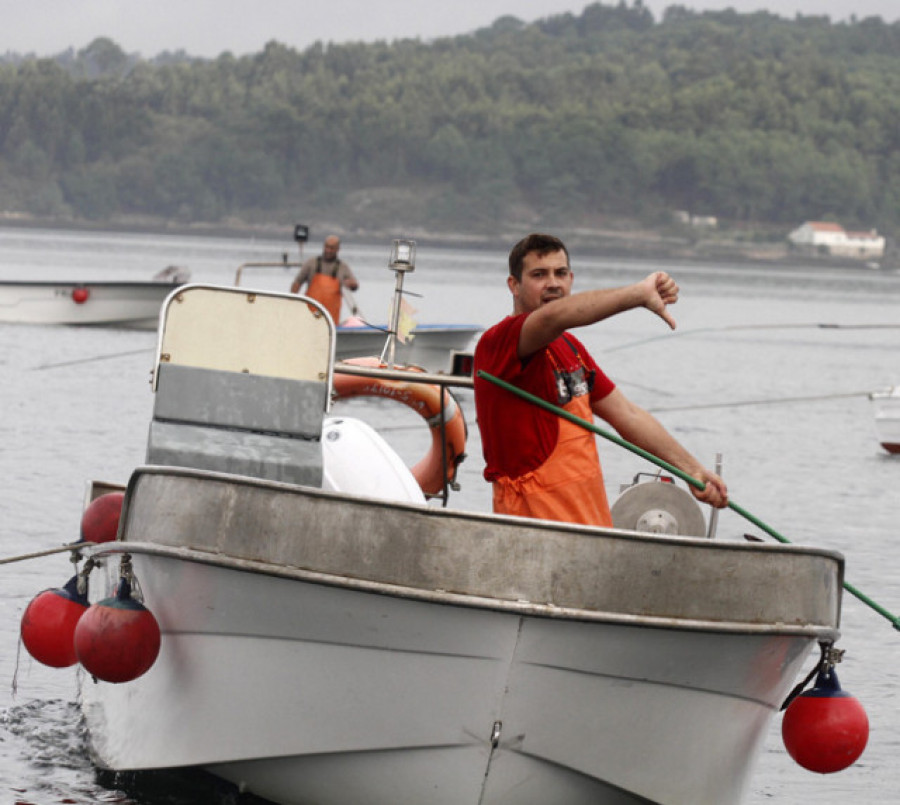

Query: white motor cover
[[322, 416, 426, 504]]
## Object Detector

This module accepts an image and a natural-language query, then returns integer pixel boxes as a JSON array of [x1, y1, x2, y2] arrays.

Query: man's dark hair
[[508, 233, 569, 281]]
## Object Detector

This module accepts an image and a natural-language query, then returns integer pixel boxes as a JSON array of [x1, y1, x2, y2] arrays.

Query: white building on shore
[[788, 221, 885, 259]]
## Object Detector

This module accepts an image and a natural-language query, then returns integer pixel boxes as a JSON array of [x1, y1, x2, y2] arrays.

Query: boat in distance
[[870, 385, 900, 453], [0, 266, 189, 329], [65, 282, 844, 805], [335, 320, 480, 371]]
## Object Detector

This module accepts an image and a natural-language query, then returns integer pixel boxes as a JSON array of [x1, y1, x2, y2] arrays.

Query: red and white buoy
[[782, 666, 869, 773], [74, 577, 161, 683], [80, 491, 124, 543], [20, 576, 90, 668]]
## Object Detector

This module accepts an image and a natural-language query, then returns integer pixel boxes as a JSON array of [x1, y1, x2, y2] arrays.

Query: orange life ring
[[332, 357, 467, 496]]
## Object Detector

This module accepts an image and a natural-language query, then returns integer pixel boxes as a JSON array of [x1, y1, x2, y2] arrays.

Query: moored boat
[[870, 386, 900, 453], [235, 250, 481, 373], [61, 282, 845, 805], [0, 267, 189, 329], [335, 320, 480, 372]]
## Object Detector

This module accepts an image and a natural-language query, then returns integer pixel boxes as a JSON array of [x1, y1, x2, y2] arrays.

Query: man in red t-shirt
[[473, 232, 727, 526]]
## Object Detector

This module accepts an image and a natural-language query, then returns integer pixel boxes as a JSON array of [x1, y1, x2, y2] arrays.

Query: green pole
[[477, 370, 900, 631]]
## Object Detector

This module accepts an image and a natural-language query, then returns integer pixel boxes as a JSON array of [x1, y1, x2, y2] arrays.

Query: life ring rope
[[423, 399, 459, 430], [332, 358, 467, 497]]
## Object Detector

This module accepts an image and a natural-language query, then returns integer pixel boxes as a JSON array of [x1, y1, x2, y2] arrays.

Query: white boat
[[870, 386, 900, 453], [335, 320, 480, 371], [0, 267, 189, 329], [71, 282, 844, 805]]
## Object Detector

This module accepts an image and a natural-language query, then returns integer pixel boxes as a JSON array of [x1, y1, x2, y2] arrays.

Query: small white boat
[[0, 267, 189, 329], [870, 386, 900, 453], [335, 320, 480, 372], [66, 282, 843, 805]]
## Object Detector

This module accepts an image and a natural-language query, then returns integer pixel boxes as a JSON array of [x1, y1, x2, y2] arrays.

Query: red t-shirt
[[474, 314, 615, 481]]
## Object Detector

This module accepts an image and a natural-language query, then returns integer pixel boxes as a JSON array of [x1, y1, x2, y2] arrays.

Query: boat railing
[[332, 361, 473, 391], [234, 260, 303, 287]]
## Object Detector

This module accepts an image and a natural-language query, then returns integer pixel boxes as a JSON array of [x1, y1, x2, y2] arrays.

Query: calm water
[[1, 226, 898, 804]]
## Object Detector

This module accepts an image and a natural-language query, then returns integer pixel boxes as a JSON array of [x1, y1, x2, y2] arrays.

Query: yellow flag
[[397, 299, 418, 344]]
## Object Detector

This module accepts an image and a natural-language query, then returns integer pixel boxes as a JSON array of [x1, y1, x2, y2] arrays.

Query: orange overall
[[307, 272, 342, 324], [492, 391, 613, 527]]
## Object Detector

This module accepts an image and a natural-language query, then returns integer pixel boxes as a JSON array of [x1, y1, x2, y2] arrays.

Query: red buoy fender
[[20, 576, 90, 668], [71, 287, 90, 304], [782, 668, 869, 773], [333, 357, 467, 496], [74, 579, 161, 683], [80, 491, 124, 543]]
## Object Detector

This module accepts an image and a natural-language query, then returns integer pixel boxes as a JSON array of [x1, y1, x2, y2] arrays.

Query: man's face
[[323, 238, 340, 259], [508, 249, 573, 314]]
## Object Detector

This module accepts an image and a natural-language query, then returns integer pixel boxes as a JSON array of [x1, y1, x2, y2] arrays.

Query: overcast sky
[[2, 0, 897, 59]]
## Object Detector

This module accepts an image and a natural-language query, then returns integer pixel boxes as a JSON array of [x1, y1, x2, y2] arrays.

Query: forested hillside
[[1, 2, 899, 240]]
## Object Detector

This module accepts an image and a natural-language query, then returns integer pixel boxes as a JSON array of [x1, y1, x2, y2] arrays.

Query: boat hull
[[336, 323, 480, 371], [0, 281, 180, 328], [79, 467, 843, 805]]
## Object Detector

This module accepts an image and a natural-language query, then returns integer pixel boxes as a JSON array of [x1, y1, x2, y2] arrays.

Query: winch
[[610, 473, 708, 538]]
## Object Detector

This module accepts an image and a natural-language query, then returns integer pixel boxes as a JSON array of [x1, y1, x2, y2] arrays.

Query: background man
[[290, 235, 359, 323]]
